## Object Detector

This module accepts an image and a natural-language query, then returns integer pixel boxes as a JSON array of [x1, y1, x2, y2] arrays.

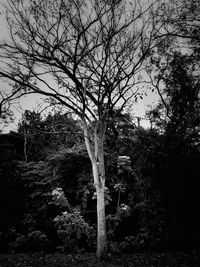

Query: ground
[[0, 251, 200, 266]]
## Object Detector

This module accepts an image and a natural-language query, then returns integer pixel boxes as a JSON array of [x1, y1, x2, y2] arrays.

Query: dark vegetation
[[0, 53, 200, 265], [1, 251, 200, 267]]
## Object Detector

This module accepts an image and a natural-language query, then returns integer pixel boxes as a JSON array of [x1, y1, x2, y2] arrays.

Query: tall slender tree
[[0, 0, 163, 259]]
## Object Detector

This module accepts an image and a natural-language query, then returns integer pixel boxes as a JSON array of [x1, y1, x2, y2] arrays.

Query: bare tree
[[0, 0, 163, 259]]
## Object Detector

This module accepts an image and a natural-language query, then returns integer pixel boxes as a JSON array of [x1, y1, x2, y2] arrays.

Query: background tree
[[146, 0, 200, 241], [18, 110, 83, 161], [146, 51, 200, 246], [148, 51, 200, 148], [0, 0, 164, 259]]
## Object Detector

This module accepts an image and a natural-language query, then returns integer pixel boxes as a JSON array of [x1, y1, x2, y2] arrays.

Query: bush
[[106, 203, 132, 240], [54, 209, 96, 252]]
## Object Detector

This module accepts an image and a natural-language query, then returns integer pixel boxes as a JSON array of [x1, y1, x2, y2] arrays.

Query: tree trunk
[[83, 120, 107, 259], [92, 157, 107, 260], [96, 185, 107, 259], [96, 127, 107, 260]]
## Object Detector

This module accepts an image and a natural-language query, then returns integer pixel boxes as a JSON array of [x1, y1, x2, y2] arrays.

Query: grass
[[0, 251, 200, 267]]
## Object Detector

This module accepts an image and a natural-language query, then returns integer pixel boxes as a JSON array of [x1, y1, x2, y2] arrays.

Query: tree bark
[[92, 146, 107, 259], [96, 185, 107, 260], [83, 120, 107, 259], [95, 124, 107, 259]]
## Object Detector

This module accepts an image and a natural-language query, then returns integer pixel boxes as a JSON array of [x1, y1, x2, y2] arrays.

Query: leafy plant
[[54, 209, 96, 252]]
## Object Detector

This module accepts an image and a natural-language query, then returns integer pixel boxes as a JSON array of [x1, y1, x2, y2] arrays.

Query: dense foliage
[[1, 86, 200, 253]]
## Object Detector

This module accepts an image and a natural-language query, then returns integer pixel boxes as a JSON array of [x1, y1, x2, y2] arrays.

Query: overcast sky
[[0, 1, 160, 133]]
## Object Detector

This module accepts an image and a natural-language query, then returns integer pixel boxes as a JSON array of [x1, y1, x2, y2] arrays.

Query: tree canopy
[[0, 0, 161, 122]]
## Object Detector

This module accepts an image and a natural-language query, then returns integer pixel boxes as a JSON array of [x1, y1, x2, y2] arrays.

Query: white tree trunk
[[96, 185, 107, 259], [83, 120, 107, 259], [92, 161, 107, 259]]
